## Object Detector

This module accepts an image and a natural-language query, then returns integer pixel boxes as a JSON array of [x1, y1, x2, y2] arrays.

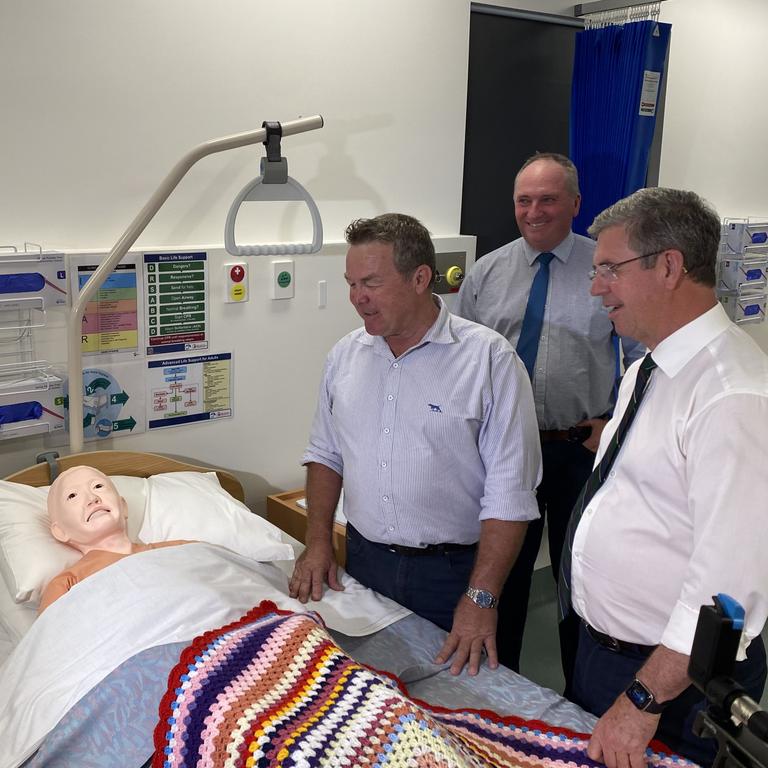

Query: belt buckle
[[605, 635, 621, 652], [568, 425, 591, 443], [587, 623, 620, 652]]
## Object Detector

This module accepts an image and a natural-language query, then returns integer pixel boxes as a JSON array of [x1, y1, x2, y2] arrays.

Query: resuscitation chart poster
[[144, 252, 209, 355], [63, 361, 147, 441], [73, 260, 142, 356], [146, 352, 232, 429]]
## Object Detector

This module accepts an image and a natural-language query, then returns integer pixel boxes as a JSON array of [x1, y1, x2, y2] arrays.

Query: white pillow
[[0, 476, 148, 605], [139, 471, 295, 563], [0, 574, 36, 645]]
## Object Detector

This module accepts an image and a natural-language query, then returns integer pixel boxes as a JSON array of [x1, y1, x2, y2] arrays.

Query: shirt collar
[[523, 231, 575, 266], [360, 294, 454, 355], [651, 303, 731, 378]]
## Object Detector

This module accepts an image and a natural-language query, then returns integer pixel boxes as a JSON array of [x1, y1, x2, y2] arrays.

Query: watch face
[[626, 680, 653, 709], [474, 589, 495, 608]]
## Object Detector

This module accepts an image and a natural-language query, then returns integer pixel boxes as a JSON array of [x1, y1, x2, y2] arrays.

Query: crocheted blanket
[[153, 601, 691, 768]]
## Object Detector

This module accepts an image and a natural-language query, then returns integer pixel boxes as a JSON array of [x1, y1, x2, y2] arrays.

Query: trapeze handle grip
[[224, 176, 323, 257]]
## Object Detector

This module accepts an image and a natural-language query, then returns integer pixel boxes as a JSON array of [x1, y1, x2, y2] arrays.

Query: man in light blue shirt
[[290, 213, 541, 676], [457, 154, 643, 683]]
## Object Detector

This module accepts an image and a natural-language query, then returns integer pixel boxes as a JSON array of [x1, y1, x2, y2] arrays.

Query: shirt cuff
[[301, 450, 343, 477], [479, 490, 540, 523], [661, 599, 750, 662]]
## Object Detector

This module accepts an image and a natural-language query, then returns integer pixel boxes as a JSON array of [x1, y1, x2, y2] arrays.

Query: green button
[[277, 271, 292, 288]]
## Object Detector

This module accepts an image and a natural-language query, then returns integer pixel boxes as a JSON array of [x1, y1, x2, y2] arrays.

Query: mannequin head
[[47, 466, 131, 555]]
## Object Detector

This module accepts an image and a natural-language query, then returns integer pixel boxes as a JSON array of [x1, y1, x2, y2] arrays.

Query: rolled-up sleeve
[[301, 355, 344, 477], [477, 346, 542, 523]]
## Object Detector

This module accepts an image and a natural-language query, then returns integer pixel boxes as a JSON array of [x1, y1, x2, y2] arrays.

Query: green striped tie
[[557, 353, 657, 621]]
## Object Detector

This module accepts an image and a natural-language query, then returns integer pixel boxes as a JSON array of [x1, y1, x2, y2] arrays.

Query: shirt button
[[384, 427, 390, 434], [381, 461, 387, 468], [388, 526, 394, 532], [382, 495, 389, 502], [387, 395, 394, 401], [392, 362, 399, 368], [609, 470, 616, 479]]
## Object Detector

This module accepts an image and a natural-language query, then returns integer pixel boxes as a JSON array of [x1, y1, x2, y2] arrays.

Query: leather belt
[[349, 525, 476, 557], [385, 541, 477, 556], [540, 426, 592, 443], [583, 621, 657, 655], [539, 429, 571, 443]]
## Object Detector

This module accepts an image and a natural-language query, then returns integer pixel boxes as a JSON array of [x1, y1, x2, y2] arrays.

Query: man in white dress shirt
[[568, 187, 768, 767], [289, 213, 541, 676]]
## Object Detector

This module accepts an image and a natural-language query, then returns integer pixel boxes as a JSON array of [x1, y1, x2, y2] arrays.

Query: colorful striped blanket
[[153, 601, 692, 767]]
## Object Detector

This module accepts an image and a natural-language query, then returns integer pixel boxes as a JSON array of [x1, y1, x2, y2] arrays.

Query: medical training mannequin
[[38, 465, 188, 614]]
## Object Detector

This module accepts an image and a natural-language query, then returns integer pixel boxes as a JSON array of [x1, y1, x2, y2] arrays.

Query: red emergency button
[[230, 265, 245, 282]]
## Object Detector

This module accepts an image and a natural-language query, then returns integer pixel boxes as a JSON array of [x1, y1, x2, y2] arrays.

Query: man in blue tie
[[457, 153, 644, 682]]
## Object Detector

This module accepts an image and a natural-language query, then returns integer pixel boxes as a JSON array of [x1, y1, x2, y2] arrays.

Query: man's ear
[[662, 248, 687, 285], [412, 264, 433, 294], [51, 521, 69, 544]]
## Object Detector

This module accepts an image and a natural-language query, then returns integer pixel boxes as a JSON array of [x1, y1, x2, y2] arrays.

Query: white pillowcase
[[0, 476, 148, 605], [139, 472, 295, 564]]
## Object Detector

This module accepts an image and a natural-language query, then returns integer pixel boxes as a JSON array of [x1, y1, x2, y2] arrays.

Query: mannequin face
[[48, 466, 128, 551]]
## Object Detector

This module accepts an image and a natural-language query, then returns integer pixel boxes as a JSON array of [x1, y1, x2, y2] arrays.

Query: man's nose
[[590, 275, 607, 296]]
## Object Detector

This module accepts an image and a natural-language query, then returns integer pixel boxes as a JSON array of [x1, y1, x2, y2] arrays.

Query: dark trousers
[[497, 439, 594, 675], [572, 622, 768, 766], [345, 524, 476, 632]]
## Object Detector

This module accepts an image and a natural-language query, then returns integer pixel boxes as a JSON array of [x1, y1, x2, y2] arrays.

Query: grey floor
[[518, 567, 768, 710]]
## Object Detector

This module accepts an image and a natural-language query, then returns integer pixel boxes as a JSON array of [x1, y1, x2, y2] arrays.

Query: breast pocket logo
[[428, 403, 442, 413]]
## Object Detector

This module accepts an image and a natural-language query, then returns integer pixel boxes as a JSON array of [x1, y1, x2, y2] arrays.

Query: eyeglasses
[[588, 251, 662, 282]]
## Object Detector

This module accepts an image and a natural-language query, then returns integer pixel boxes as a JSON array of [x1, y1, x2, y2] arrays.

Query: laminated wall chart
[[65, 255, 146, 440], [144, 252, 209, 355], [147, 352, 232, 430], [77, 262, 141, 355]]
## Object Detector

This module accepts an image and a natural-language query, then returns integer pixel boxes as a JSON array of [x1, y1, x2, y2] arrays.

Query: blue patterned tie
[[516, 252, 555, 379], [557, 353, 657, 621]]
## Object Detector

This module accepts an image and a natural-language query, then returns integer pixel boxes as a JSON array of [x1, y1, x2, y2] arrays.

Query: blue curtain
[[570, 21, 671, 236]]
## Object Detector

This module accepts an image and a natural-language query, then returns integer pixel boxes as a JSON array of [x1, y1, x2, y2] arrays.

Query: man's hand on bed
[[434, 598, 499, 676], [587, 693, 659, 768], [289, 544, 345, 603]]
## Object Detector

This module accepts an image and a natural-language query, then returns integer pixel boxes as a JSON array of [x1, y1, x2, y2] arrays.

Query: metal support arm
[[66, 115, 324, 453]]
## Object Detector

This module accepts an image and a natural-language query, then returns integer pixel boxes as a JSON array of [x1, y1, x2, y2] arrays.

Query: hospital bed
[[0, 450, 604, 768]]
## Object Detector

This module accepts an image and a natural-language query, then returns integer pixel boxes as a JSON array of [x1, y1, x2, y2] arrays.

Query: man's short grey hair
[[515, 152, 581, 198], [588, 187, 720, 287], [345, 213, 436, 286]]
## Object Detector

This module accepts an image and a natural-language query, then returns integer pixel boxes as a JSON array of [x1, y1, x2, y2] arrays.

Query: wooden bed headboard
[[3, 450, 245, 503]]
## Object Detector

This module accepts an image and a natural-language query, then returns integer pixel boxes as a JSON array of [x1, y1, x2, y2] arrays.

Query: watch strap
[[625, 678, 668, 714], [464, 586, 498, 609]]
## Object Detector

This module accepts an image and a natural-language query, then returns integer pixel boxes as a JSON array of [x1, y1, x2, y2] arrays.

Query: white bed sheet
[[0, 542, 409, 768]]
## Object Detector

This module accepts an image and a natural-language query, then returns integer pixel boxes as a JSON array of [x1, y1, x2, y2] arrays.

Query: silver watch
[[465, 586, 498, 609]]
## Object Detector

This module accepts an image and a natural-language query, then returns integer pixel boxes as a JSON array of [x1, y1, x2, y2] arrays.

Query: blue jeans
[[345, 524, 476, 632], [572, 622, 767, 766]]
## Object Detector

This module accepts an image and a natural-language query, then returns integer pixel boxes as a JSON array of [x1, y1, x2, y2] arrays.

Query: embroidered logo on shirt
[[428, 403, 442, 413]]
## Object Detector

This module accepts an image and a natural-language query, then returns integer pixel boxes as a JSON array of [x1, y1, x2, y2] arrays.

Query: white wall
[[0, 0, 473, 507], [657, 0, 768, 350]]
